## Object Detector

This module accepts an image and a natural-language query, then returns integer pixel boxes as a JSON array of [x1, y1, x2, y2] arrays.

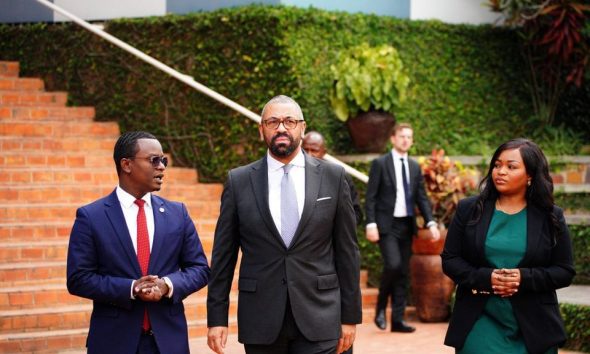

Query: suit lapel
[[408, 158, 419, 191], [149, 195, 166, 274], [104, 190, 142, 276], [475, 199, 495, 263], [384, 154, 397, 189], [518, 205, 543, 266], [250, 158, 283, 244], [290, 154, 321, 248]]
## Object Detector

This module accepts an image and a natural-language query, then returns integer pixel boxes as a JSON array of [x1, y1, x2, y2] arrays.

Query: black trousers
[[376, 217, 413, 323], [244, 299, 339, 354]]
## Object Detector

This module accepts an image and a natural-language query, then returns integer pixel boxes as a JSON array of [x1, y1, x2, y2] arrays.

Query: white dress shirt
[[267, 149, 306, 234], [116, 186, 173, 298], [391, 150, 411, 217]]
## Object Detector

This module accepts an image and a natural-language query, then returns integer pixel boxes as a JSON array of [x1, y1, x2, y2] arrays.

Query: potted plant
[[410, 149, 478, 322], [330, 43, 410, 153]]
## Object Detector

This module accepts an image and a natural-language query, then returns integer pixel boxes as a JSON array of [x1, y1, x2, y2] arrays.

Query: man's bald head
[[302, 131, 327, 159]]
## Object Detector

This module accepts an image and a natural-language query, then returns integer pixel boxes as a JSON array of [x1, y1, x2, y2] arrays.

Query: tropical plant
[[488, 0, 590, 126], [329, 43, 410, 122], [418, 149, 478, 226]]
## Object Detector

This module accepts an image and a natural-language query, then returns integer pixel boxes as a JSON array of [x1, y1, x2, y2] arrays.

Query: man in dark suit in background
[[365, 123, 440, 333], [67, 131, 210, 354], [207, 95, 361, 354], [302, 131, 363, 225]]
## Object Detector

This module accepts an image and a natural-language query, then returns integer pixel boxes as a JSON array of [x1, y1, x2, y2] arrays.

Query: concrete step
[[0, 62, 19, 78], [0, 284, 88, 311], [0, 221, 72, 241], [0, 292, 236, 335], [0, 201, 221, 222], [0, 120, 119, 138], [0, 235, 215, 263], [0, 136, 116, 153], [0, 90, 68, 106], [0, 261, 66, 287], [0, 218, 217, 242], [0, 318, 240, 353], [0, 77, 44, 91], [0, 328, 88, 353], [0, 167, 197, 185], [0, 106, 95, 121], [0, 240, 69, 263], [0, 151, 113, 168], [0, 183, 223, 204]]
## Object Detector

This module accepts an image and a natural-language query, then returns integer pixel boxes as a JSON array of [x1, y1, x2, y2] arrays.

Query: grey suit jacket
[[365, 153, 434, 234], [207, 153, 362, 344]]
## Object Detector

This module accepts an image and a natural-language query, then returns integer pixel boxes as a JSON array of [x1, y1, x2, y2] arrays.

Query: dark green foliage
[[570, 225, 590, 285], [555, 193, 590, 213], [0, 5, 545, 181], [560, 303, 590, 352]]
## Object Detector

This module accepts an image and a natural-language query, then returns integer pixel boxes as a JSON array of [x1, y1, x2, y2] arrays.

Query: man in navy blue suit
[[67, 131, 210, 354]]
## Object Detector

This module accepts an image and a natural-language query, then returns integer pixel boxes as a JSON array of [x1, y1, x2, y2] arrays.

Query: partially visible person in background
[[302, 131, 363, 225], [365, 122, 440, 333], [442, 138, 575, 354]]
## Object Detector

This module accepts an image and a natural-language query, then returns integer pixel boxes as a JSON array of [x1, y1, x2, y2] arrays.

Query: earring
[[527, 180, 531, 186]]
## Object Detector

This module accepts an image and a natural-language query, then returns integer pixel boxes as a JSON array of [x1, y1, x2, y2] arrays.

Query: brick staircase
[[0, 61, 377, 353]]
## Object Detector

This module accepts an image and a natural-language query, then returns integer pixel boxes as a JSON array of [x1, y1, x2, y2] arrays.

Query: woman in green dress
[[442, 138, 575, 354]]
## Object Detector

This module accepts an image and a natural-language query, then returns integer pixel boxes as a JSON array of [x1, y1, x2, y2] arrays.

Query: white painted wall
[[53, 0, 166, 22], [410, 0, 500, 24]]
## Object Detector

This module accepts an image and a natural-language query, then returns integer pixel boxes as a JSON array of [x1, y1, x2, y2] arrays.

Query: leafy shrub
[[560, 303, 590, 352]]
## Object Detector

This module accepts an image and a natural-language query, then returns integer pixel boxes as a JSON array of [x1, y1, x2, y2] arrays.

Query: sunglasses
[[130, 155, 169, 168]]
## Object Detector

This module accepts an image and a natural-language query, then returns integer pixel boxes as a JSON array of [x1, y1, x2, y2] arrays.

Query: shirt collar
[[391, 149, 408, 160], [116, 186, 152, 209], [266, 148, 305, 172]]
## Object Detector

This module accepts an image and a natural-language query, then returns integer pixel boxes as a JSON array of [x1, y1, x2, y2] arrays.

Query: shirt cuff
[[130, 280, 136, 299], [163, 277, 174, 298], [366, 223, 377, 230], [426, 221, 438, 228]]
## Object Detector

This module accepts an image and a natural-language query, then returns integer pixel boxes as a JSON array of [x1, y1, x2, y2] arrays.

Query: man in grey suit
[[365, 122, 440, 333], [207, 95, 362, 354]]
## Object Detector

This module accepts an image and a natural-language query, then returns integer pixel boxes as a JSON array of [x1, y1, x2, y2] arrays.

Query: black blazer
[[365, 153, 434, 234], [207, 153, 362, 344], [442, 196, 576, 354]]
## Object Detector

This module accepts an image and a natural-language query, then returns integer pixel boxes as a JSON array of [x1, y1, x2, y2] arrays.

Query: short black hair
[[113, 131, 157, 175]]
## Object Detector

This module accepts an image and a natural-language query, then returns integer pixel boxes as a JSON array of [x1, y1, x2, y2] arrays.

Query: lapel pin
[[159, 207, 165, 213]]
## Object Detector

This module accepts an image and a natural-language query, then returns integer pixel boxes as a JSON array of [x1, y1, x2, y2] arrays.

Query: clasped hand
[[133, 275, 169, 302], [491, 268, 520, 297]]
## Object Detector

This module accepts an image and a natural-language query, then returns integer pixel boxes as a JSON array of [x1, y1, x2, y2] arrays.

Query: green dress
[[458, 208, 557, 354]]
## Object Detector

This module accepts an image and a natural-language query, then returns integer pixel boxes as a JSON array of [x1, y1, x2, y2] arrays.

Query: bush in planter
[[329, 43, 411, 152], [329, 43, 410, 121], [418, 149, 479, 228], [410, 150, 478, 322]]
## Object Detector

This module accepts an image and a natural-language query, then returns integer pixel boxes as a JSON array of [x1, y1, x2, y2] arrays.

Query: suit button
[[281, 278, 286, 285]]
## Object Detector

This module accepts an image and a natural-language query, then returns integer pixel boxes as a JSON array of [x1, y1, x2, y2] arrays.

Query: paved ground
[[189, 317, 584, 354], [189, 285, 589, 353], [558, 285, 590, 306]]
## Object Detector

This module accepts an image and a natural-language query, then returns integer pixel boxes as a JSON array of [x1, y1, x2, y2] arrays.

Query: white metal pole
[[34, 0, 370, 183]]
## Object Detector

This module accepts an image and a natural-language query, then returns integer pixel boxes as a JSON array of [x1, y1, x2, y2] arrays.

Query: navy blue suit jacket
[[67, 190, 210, 354]]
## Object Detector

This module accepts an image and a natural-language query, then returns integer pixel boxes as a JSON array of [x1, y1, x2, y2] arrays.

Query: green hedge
[[570, 225, 590, 285], [0, 5, 539, 182], [561, 303, 590, 352]]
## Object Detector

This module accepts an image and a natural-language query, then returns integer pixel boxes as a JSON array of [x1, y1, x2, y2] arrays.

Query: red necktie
[[134, 199, 151, 331]]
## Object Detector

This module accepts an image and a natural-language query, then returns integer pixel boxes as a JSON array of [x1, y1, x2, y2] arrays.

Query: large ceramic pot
[[410, 227, 455, 322], [345, 111, 395, 153]]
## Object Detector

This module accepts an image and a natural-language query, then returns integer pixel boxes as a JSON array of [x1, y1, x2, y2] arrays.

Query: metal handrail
[[34, 0, 369, 183]]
